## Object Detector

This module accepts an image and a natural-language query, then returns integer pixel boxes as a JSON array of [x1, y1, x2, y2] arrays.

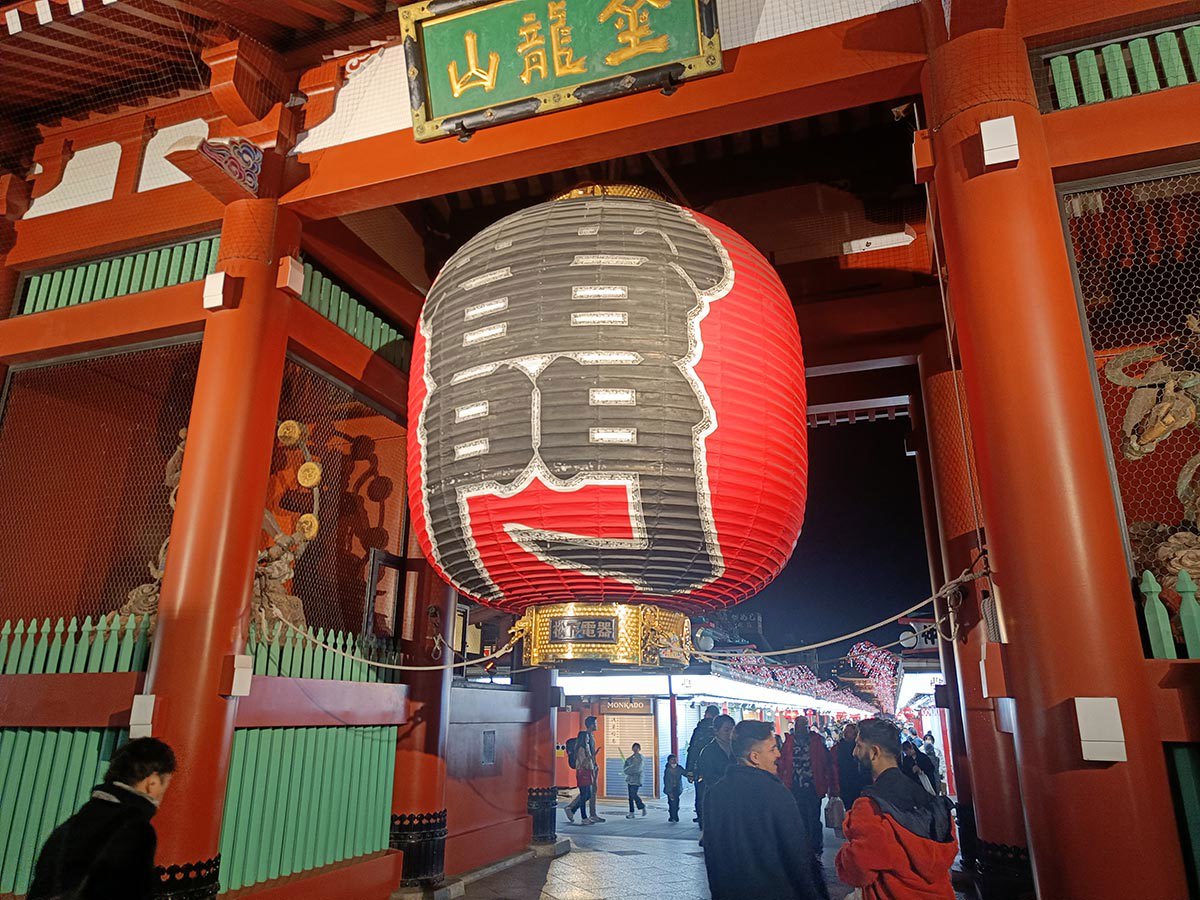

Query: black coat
[[902, 747, 938, 791], [685, 717, 716, 774], [28, 782, 159, 900], [834, 738, 869, 805], [695, 738, 732, 787], [663, 763, 684, 796], [701, 764, 820, 900]]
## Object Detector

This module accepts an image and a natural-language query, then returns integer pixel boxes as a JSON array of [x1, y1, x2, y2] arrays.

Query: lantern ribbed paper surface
[[407, 196, 807, 613]]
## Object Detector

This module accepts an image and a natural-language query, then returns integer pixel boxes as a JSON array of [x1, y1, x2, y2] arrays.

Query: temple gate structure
[[0, 1, 1199, 898]]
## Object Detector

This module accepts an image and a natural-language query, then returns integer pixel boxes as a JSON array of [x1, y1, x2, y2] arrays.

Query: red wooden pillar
[[145, 199, 297, 893], [909, 394, 978, 867], [919, 335, 1031, 896], [391, 540, 457, 888], [924, 26, 1188, 899], [516, 664, 560, 847]]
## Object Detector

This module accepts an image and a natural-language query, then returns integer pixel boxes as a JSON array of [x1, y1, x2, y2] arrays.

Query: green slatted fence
[[299, 263, 412, 372], [14, 234, 220, 316], [1137, 572, 1200, 889], [0, 616, 151, 895], [218, 623, 398, 893], [1044, 24, 1200, 111]]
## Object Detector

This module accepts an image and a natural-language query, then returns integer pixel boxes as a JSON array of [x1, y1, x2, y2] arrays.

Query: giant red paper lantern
[[407, 194, 807, 613]]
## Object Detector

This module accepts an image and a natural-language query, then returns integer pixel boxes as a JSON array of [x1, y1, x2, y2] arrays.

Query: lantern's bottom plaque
[[519, 602, 693, 668]]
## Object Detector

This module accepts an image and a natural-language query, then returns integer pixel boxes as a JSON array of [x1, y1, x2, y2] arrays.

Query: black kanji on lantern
[[415, 197, 734, 602]]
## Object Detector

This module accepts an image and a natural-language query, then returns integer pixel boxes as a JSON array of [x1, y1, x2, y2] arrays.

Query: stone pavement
[[461, 798, 861, 900]]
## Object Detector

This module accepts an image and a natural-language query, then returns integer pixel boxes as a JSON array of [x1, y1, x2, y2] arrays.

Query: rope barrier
[[695, 561, 986, 659], [269, 609, 522, 672]]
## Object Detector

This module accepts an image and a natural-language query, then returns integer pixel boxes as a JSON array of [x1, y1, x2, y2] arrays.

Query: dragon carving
[[121, 421, 318, 633], [1105, 312, 1200, 610]]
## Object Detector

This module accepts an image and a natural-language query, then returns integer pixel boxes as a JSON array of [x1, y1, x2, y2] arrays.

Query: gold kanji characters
[[517, 12, 549, 84], [599, 0, 671, 66], [548, 1, 587, 76], [448, 30, 499, 98]]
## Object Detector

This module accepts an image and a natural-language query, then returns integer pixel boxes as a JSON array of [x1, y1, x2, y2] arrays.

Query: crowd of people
[[563, 705, 958, 900]]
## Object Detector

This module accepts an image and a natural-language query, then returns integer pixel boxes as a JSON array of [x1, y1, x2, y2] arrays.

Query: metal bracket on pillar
[[130, 693, 156, 739], [980, 116, 1020, 169], [203, 272, 243, 311], [979, 641, 1010, 699], [912, 128, 934, 184], [218, 653, 253, 698], [275, 255, 305, 298]]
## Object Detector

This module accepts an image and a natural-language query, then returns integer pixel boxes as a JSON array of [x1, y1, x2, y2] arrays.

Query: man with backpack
[[836, 719, 957, 899], [28, 737, 176, 900], [564, 716, 603, 824]]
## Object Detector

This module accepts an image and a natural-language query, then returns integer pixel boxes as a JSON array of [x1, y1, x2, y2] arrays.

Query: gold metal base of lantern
[[517, 602, 693, 668]]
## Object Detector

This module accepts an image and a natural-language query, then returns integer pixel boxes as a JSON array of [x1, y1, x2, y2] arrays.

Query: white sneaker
[[625, 813, 636, 819], [580, 817, 593, 825], [591, 815, 606, 823], [640, 808, 647, 817]]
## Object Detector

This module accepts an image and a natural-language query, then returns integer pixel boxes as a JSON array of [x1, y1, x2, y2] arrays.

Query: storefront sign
[[400, 0, 722, 141], [549, 615, 619, 643], [601, 697, 652, 715]]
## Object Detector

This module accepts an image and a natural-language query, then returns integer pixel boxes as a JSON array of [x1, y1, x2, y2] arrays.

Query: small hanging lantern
[[407, 191, 807, 667]]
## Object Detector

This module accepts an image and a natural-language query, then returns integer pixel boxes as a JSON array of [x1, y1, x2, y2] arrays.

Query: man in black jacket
[[685, 704, 720, 822], [694, 713, 734, 829], [702, 720, 819, 900], [29, 737, 176, 900]]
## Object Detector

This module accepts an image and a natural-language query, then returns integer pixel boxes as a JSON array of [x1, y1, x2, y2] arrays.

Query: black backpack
[[565, 736, 578, 768]]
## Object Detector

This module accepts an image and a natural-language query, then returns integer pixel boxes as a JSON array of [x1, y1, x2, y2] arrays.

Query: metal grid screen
[[270, 360, 407, 637], [1064, 169, 1200, 616], [0, 342, 201, 623]]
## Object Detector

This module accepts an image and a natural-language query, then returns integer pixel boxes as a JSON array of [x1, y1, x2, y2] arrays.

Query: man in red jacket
[[836, 718, 957, 900]]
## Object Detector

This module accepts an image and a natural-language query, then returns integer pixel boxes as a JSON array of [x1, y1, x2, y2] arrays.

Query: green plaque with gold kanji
[[399, 0, 722, 141]]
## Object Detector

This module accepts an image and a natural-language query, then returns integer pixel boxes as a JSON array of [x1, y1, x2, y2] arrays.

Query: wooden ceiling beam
[[41, 17, 195, 58], [278, 0, 354, 24], [52, 4, 196, 52], [333, 0, 383, 13]]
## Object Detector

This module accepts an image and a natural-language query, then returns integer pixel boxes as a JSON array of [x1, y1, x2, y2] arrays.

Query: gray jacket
[[623, 752, 644, 785]]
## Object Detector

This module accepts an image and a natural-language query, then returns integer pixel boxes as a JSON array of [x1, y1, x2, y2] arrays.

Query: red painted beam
[[0, 282, 205, 365], [0, 672, 142, 727], [7, 182, 224, 270], [287, 299, 409, 421], [283, 6, 926, 218], [300, 218, 425, 333], [234, 676, 409, 728], [1045, 83, 1200, 183], [225, 850, 404, 900], [1146, 658, 1200, 743]]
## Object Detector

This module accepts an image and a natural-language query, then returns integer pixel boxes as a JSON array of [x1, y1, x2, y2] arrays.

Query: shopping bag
[[824, 796, 846, 833]]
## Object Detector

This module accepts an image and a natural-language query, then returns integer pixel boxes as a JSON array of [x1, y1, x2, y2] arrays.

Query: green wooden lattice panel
[[17, 235, 220, 316], [1048, 26, 1200, 110]]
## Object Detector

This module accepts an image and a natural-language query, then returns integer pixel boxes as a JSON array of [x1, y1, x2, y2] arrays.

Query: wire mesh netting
[[0, 340, 201, 623], [269, 359, 407, 638], [1064, 167, 1200, 618]]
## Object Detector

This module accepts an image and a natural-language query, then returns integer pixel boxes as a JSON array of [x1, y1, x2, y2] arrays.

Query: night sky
[[736, 417, 933, 667]]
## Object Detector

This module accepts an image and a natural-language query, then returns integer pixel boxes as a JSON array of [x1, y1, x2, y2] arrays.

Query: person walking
[[780, 722, 836, 900], [694, 714, 735, 829], [836, 718, 957, 900], [663, 753, 684, 823], [833, 722, 869, 809], [28, 737, 176, 900], [701, 720, 820, 900], [623, 743, 647, 818], [685, 704, 720, 822], [581, 716, 606, 823], [565, 724, 598, 825], [901, 739, 938, 795], [922, 733, 944, 793]]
